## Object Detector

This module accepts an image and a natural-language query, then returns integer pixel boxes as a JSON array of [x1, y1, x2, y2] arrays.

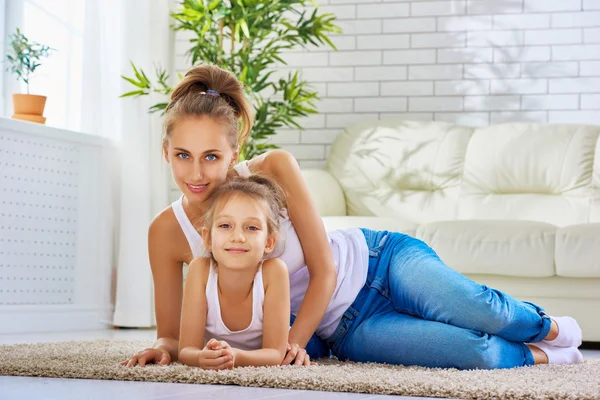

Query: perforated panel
[[0, 131, 79, 305]]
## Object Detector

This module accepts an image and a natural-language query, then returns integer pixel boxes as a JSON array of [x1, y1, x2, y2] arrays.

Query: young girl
[[178, 175, 291, 369]]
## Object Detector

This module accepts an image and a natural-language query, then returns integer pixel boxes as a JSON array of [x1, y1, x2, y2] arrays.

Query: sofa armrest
[[300, 169, 347, 216]]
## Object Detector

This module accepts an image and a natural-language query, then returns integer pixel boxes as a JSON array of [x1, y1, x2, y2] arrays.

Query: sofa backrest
[[327, 120, 473, 225], [459, 123, 600, 226], [327, 120, 600, 226]]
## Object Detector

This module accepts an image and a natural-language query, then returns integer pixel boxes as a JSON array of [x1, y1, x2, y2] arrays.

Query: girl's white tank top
[[204, 260, 264, 350]]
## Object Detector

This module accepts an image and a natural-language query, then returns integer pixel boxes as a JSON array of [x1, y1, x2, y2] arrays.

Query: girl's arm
[[178, 257, 220, 367], [255, 150, 337, 350], [232, 258, 290, 367]]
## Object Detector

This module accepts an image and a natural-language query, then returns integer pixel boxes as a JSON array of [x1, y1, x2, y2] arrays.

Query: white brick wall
[[173, 0, 600, 174]]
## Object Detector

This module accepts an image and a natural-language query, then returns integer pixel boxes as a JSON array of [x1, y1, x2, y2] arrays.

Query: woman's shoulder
[[149, 204, 179, 237], [248, 149, 298, 176], [149, 205, 189, 260]]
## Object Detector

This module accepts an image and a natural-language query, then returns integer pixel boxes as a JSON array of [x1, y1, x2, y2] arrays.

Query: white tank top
[[171, 160, 369, 339], [204, 260, 264, 351]]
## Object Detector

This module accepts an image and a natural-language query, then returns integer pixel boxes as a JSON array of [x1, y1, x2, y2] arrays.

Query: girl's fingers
[[202, 361, 233, 371], [206, 349, 227, 358], [199, 354, 232, 367], [213, 359, 234, 370]]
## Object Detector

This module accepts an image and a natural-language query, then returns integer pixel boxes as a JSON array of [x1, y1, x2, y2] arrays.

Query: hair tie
[[201, 89, 220, 97]]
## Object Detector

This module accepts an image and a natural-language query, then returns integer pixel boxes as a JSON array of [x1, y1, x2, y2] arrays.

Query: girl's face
[[164, 116, 238, 204], [204, 194, 276, 270]]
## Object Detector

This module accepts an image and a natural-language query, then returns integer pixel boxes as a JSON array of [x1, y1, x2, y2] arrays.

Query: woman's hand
[[120, 347, 171, 368], [198, 339, 235, 370], [281, 343, 314, 366]]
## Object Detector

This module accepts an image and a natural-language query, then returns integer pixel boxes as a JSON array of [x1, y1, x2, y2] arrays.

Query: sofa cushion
[[556, 223, 600, 278], [416, 220, 556, 277], [322, 216, 418, 237], [459, 123, 600, 227], [327, 120, 473, 225]]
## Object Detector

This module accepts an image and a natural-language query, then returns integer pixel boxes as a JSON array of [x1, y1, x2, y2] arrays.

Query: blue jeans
[[325, 229, 552, 370]]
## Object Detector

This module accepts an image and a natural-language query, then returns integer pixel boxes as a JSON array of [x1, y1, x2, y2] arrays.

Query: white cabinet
[[0, 118, 113, 333]]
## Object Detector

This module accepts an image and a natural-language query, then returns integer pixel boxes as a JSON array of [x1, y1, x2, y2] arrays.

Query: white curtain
[[81, 0, 173, 327]]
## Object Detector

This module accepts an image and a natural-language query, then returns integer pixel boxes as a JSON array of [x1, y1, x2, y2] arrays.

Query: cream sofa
[[301, 120, 600, 342]]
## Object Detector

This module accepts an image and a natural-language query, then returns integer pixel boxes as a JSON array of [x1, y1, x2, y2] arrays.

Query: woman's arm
[[122, 214, 184, 367], [257, 150, 337, 350], [178, 257, 210, 367], [233, 258, 290, 367], [148, 214, 185, 362]]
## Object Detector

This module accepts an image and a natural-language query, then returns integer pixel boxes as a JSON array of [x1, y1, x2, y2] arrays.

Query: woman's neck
[[181, 196, 205, 229]]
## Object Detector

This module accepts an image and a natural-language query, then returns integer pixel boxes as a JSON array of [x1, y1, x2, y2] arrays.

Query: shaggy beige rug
[[0, 340, 599, 400]]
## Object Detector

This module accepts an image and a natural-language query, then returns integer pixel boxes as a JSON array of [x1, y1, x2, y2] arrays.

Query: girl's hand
[[198, 339, 234, 370], [120, 347, 171, 368], [281, 343, 314, 366]]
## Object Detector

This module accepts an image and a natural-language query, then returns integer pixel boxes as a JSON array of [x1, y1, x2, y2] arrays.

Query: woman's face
[[164, 116, 237, 205]]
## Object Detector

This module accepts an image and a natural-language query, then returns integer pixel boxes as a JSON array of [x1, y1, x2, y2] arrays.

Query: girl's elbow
[[178, 348, 193, 366]]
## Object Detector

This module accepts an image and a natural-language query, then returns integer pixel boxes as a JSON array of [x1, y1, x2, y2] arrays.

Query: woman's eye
[[177, 153, 189, 159], [205, 154, 218, 161]]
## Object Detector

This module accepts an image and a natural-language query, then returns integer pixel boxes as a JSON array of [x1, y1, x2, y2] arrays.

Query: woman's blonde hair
[[163, 64, 254, 149], [200, 174, 287, 261]]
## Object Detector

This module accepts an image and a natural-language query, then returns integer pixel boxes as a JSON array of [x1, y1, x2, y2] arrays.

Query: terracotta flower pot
[[11, 94, 47, 124]]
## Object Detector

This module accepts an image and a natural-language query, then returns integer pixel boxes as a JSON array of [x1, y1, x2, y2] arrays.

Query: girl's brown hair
[[200, 175, 287, 260], [164, 64, 254, 150]]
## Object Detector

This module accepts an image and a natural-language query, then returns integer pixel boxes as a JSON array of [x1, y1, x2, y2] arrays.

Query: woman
[[122, 64, 583, 369]]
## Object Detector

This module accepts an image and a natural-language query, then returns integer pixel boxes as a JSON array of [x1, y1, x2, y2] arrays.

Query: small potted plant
[[5, 28, 54, 124]]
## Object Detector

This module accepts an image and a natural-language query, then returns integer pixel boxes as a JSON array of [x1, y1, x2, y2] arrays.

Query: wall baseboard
[[0, 305, 113, 334]]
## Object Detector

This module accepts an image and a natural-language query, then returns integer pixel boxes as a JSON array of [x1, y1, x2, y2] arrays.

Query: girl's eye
[[176, 153, 189, 159], [247, 226, 259, 231], [205, 154, 218, 161], [218, 224, 231, 229]]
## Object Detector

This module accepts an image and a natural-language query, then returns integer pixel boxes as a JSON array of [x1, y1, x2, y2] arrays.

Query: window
[[3, 0, 85, 131]]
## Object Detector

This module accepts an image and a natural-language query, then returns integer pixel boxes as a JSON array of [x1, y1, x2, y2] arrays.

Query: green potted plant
[[5, 28, 54, 124], [121, 0, 340, 160]]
